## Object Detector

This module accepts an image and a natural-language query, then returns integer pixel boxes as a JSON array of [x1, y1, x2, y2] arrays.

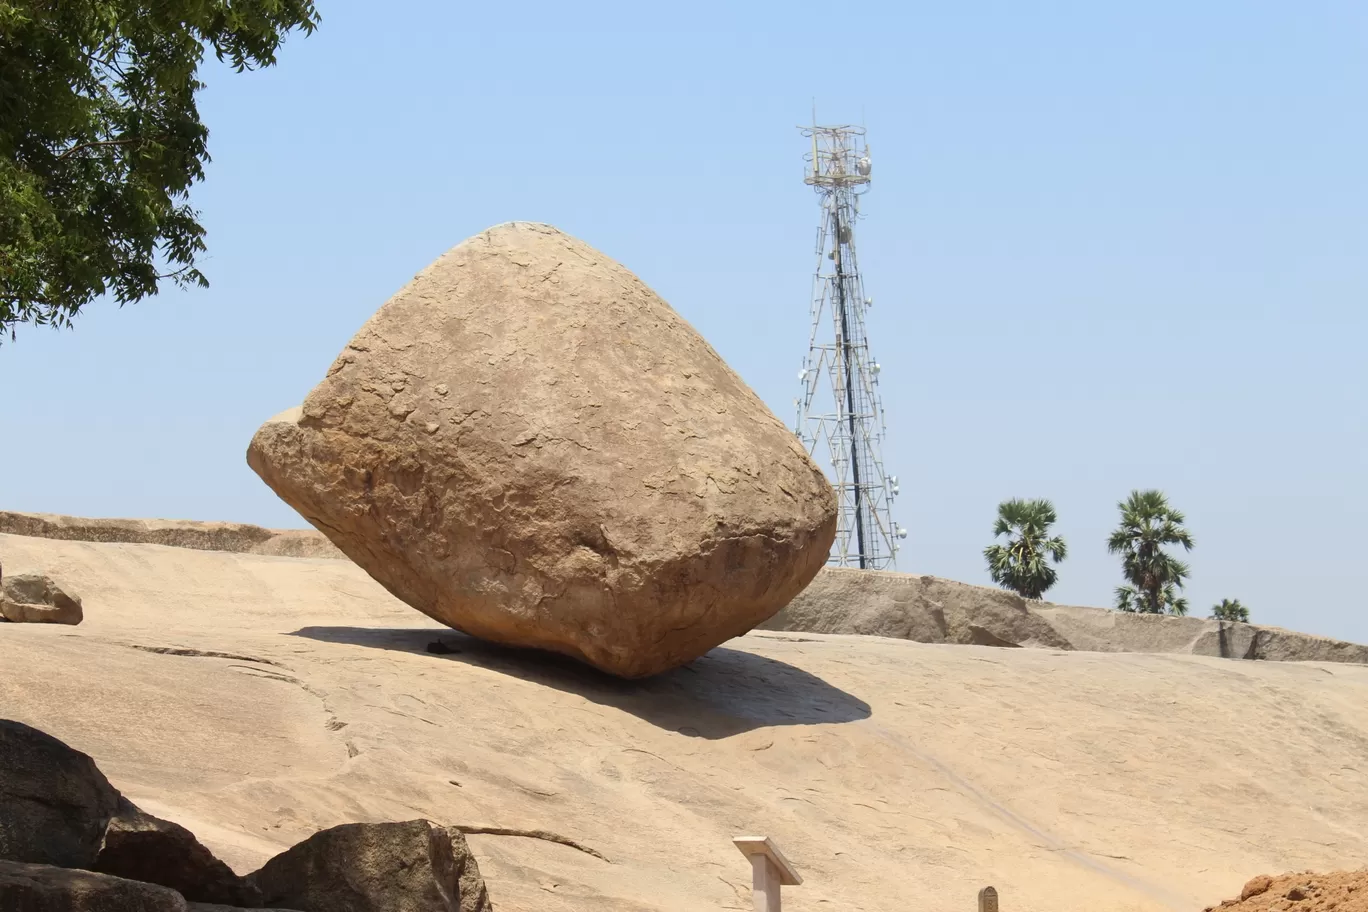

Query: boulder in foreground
[[0, 719, 120, 868], [1, 572, 83, 625], [247, 820, 492, 912], [0, 720, 257, 905], [94, 799, 261, 906], [0, 860, 190, 912], [247, 221, 837, 678]]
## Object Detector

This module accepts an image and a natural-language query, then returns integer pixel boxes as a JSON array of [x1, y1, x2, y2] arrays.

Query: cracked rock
[[247, 819, 491, 912], [1, 720, 258, 905], [247, 221, 836, 678], [1, 569, 83, 625]]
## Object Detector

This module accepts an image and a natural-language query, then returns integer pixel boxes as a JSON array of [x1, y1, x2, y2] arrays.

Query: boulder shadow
[[287, 626, 870, 739]]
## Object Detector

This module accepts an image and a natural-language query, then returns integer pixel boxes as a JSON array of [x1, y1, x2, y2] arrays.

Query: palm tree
[[984, 498, 1068, 600], [1107, 489, 1194, 615], [1210, 599, 1249, 623]]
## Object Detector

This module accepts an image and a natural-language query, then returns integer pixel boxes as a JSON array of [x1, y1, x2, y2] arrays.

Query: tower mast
[[795, 122, 905, 569]]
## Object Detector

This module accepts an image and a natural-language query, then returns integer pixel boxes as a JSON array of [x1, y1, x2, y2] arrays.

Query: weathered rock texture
[[1205, 870, 1368, 912], [246, 221, 837, 678], [0, 860, 191, 912], [94, 799, 261, 906], [0, 511, 342, 559], [763, 568, 1368, 664], [1, 571, 83, 624], [3, 531, 1368, 912], [0, 720, 259, 906], [248, 820, 491, 912], [4, 512, 1364, 664], [0, 719, 121, 868]]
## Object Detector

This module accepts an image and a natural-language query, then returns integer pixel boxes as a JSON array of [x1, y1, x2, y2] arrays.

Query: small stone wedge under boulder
[[247, 222, 837, 678], [247, 820, 491, 912]]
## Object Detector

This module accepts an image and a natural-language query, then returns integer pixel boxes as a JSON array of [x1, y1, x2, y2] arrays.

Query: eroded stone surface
[[247, 820, 491, 912], [0, 719, 121, 868], [1, 572, 83, 625], [95, 798, 260, 906], [0, 859, 188, 912], [247, 222, 836, 677]]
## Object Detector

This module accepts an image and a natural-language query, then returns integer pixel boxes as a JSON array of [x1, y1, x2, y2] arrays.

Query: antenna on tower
[[794, 120, 905, 570]]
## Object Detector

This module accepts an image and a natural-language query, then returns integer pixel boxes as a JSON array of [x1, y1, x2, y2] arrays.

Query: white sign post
[[733, 836, 802, 912]]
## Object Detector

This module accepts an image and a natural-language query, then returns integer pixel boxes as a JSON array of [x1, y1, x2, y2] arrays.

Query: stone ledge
[[0, 511, 343, 559]]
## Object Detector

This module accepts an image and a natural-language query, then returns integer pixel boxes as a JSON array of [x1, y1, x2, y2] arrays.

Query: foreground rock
[[0, 861, 300, 912], [765, 568, 1368, 664], [1204, 870, 1368, 912], [0, 720, 121, 868], [95, 799, 261, 906], [0, 860, 191, 912], [0, 720, 256, 905], [248, 820, 492, 912], [1, 571, 82, 624], [247, 221, 836, 678]]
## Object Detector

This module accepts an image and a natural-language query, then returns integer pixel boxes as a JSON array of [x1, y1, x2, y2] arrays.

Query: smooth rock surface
[[4, 531, 1368, 912], [246, 221, 836, 678], [0, 719, 121, 868], [0, 859, 189, 912], [1, 572, 83, 624]]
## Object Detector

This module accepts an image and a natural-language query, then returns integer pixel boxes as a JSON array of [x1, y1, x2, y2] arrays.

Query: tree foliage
[[0, 0, 318, 341], [1210, 598, 1249, 623], [1107, 489, 1194, 615], [983, 498, 1068, 600]]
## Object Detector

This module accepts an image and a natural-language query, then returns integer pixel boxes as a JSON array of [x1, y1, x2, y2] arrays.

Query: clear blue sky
[[3, 1, 1365, 644]]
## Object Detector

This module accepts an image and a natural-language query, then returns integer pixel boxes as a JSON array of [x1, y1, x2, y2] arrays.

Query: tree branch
[[57, 136, 157, 160]]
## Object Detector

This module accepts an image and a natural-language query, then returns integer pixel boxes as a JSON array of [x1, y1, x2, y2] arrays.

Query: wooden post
[[978, 886, 999, 912], [734, 836, 802, 912]]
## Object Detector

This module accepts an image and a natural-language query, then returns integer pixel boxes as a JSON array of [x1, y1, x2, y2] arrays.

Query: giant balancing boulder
[[248, 222, 836, 678]]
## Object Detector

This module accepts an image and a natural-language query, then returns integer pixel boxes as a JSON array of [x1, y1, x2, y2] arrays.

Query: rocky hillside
[[2, 529, 1367, 911], [5, 510, 1363, 664], [766, 567, 1368, 664]]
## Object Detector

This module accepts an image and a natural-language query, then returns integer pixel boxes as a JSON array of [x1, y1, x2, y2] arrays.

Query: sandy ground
[[2, 531, 1366, 912]]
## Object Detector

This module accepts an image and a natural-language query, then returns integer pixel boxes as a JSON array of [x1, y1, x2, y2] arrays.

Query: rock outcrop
[[247, 820, 492, 912], [0, 861, 301, 912], [764, 568, 1368, 664], [5, 513, 1364, 665], [0, 720, 259, 905], [0, 860, 192, 912], [94, 799, 261, 906], [0, 720, 493, 910], [246, 221, 837, 678], [0, 511, 343, 559], [1, 570, 83, 625], [0, 719, 121, 868]]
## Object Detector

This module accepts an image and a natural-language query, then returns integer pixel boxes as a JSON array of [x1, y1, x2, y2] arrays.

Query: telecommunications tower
[[794, 123, 906, 569]]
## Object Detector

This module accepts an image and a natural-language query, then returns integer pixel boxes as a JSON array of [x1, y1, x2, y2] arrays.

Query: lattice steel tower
[[794, 123, 906, 569]]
